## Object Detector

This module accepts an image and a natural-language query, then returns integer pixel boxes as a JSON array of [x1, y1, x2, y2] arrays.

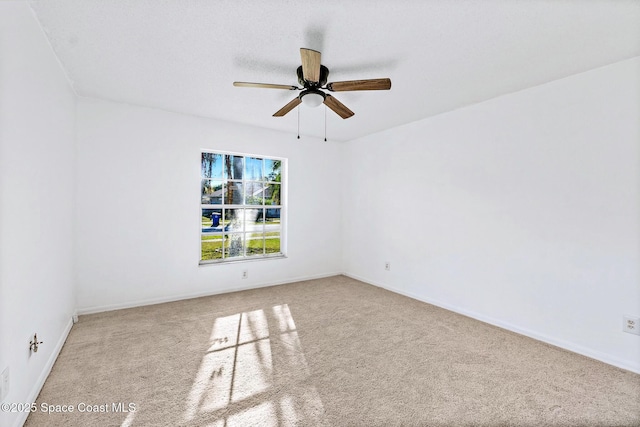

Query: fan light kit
[[234, 48, 392, 138], [300, 89, 325, 107]]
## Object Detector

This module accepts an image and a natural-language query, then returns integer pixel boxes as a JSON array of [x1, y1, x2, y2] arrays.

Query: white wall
[[343, 57, 640, 372], [0, 3, 77, 427], [74, 98, 343, 312]]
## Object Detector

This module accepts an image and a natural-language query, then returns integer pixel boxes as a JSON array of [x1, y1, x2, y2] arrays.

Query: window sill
[[199, 254, 287, 266]]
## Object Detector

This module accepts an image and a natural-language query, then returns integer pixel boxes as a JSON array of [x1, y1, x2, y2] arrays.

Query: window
[[200, 151, 284, 264]]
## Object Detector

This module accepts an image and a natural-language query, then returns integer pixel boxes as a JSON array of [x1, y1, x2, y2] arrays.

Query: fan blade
[[300, 48, 321, 83], [234, 82, 298, 90], [273, 97, 302, 117], [323, 94, 354, 119], [326, 78, 391, 92]]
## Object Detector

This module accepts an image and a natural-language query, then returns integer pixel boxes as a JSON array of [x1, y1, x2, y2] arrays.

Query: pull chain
[[297, 107, 300, 139], [324, 106, 327, 142]]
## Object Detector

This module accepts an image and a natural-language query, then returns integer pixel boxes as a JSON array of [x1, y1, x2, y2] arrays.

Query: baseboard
[[14, 317, 74, 427], [343, 273, 640, 375], [77, 272, 343, 315]]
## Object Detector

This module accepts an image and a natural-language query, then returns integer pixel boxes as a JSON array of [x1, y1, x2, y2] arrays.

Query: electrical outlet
[[385, 262, 390, 271], [1, 366, 9, 401], [242, 270, 248, 279], [623, 315, 640, 336]]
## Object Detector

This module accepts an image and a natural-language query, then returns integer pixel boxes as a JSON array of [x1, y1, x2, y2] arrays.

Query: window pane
[[245, 157, 264, 181], [253, 208, 266, 224], [246, 233, 265, 256], [264, 209, 282, 247], [264, 184, 281, 206], [201, 180, 223, 205], [265, 159, 281, 182], [224, 233, 245, 258], [224, 182, 244, 205], [244, 208, 262, 230], [224, 155, 244, 180], [201, 235, 223, 260], [264, 208, 281, 226], [202, 208, 223, 229], [202, 153, 223, 178], [265, 232, 281, 255], [224, 208, 245, 232], [245, 182, 264, 205]]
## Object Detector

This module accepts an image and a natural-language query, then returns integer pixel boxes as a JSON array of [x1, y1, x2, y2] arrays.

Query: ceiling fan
[[233, 48, 391, 119]]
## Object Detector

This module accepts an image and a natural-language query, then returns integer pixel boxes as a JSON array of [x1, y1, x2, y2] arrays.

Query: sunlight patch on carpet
[[184, 304, 327, 425], [119, 410, 136, 427]]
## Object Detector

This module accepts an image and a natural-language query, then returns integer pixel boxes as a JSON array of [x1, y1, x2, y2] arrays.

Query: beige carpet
[[25, 275, 640, 426]]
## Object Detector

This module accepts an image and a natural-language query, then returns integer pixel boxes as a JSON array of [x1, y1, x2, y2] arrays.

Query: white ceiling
[[29, 0, 640, 142]]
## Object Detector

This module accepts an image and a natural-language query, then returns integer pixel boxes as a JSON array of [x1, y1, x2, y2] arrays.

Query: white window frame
[[199, 149, 287, 265]]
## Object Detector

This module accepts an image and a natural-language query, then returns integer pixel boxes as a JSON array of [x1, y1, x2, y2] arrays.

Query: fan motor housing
[[297, 65, 329, 87]]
